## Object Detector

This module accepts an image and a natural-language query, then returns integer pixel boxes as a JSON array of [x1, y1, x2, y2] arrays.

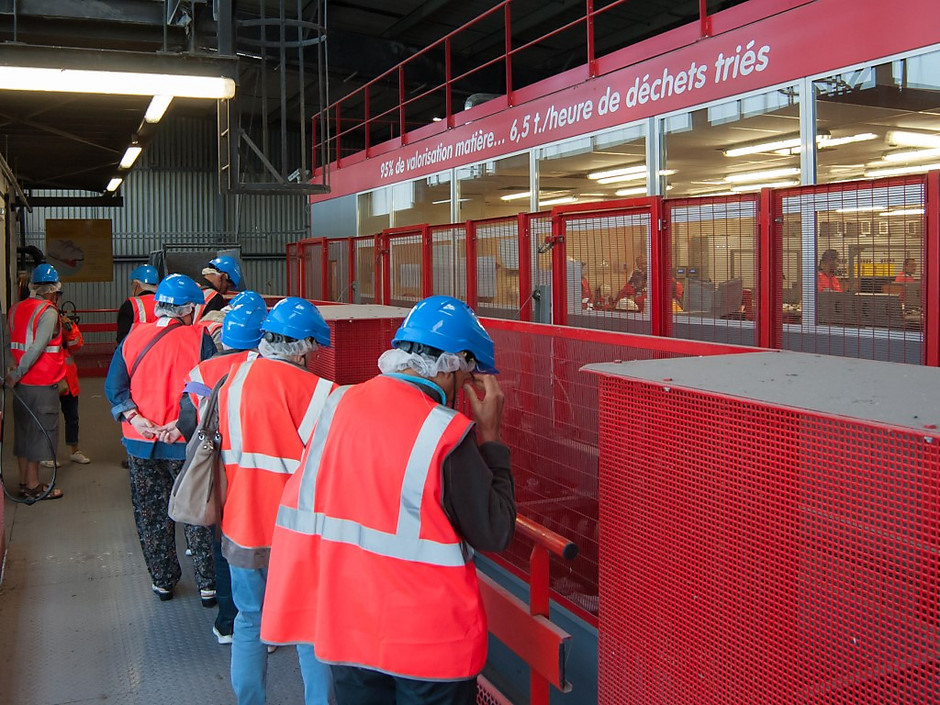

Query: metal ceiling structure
[[0, 0, 748, 199]]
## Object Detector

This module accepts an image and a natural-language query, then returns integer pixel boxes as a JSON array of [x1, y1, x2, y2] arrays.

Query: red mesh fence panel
[[775, 177, 925, 363], [597, 372, 940, 705], [306, 315, 403, 384], [562, 209, 653, 334], [354, 237, 377, 304], [481, 319, 755, 624], [387, 231, 424, 307], [667, 195, 759, 346], [328, 239, 352, 302], [431, 224, 467, 299], [475, 217, 522, 320], [529, 214, 553, 323], [301, 241, 324, 300], [286, 242, 300, 296]]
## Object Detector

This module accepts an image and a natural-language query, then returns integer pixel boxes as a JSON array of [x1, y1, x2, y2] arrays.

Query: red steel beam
[[518, 213, 533, 322], [926, 170, 940, 366]]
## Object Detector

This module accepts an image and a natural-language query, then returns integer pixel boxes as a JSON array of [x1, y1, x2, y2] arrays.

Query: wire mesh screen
[[475, 218, 521, 320], [481, 320, 747, 623], [530, 214, 553, 324], [476, 677, 513, 705], [354, 237, 377, 304], [596, 371, 940, 705], [301, 241, 324, 300], [387, 231, 423, 307], [431, 224, 466, 299], [287, 242, 300, 296], [563, 209, 653, 334], [327, 240, 351, 302], [306, 315, 403, 384], [776, 177, 925, 364], [668, 196, 759, 346]]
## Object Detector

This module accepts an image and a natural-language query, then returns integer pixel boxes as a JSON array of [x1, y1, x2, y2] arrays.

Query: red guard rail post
[[478, 514, 577, 705], [926, 170, 940, 366]]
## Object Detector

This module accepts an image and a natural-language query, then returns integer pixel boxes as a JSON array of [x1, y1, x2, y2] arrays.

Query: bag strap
[[129, 322, 178, 378], [198, 372, 229, 436]]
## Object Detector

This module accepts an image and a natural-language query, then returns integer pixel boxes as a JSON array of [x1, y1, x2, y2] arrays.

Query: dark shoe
[[200, 589, 217, 608], [151, 583, 174, 601], [23, 483, 63, 501]]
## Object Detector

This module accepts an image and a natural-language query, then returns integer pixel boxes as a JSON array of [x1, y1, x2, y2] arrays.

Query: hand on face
[[463, 373, 504, 444]]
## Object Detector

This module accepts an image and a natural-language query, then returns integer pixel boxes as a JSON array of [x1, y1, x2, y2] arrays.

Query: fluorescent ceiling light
[[724, 131, 833, 158], [0, 66, 235, 99], [613, 185, 673, 197], [539, 196, 578, 207], [144, 95, 173, 123], [835, 206, 882, 213], [729, 180, 799, 192], [119, 145, 142, 169], [773, 132, 877, 155], [430, 198, 470, 204], [725, 167, 800, 183], [865, 162, 940, 178], [886, 130, 940, 149], [588, 164, 646, 180], [879, 208, 925, 216], [579, 192, 606, 197], [106, 177, 123, 192], [881, 147, 940, 163], [596, 169, 675, 185], [500, 191, 531, 201]]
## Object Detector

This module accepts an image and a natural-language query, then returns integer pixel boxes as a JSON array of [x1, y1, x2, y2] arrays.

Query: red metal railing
[[315, 0, 714, 170]]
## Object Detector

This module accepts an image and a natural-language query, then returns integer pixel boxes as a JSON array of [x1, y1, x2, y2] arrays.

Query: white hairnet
[[259, 337, 317, 361], [155, 302, 195, 319], [377, 348, 474, 377], [30, 282, 62, 296]]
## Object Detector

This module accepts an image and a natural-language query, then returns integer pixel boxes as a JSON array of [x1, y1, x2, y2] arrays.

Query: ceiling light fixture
[[886, 130, 940, 149], [106, 177, 123, 192], [500, 191, 532, 201], [835, 206, 883, 213], [0, 66, 236, 99], [595, 169, 675, 185], [879, 208, 925, 216], [773, 132, 877, 155], [539, 196, 578, 207], [729, 180, 799, 192], [724, 130, 832, 158], [613, 185, 674, 197], [880, 147, 940, 163], [588, 164, 646, 180], [119, 144, 143, 169], [865, 162, 940, 178], [144, 95, 174, 123], [725, 167, 800, 183]]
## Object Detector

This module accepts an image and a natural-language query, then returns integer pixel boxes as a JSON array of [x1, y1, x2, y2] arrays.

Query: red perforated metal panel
[[596, 366, 940, 705], [306, 315, 404, 385], [476, 676, 514, 705]]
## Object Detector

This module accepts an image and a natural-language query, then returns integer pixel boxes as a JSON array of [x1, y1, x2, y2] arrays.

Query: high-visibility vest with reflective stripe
[[219, 357, 336, 561], [120, 318, 207, 446], [127, 294, 157, 329], [261, 375, 486, 680], [194, 287, 223, 322], [183, 349, 256, 413], [8, 298, 66, 386], [63, 321, 83, 396]]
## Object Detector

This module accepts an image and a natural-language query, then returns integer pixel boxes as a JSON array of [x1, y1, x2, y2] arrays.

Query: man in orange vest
[[261, 295, 516, 705], [116, 265, 159, 344], [5, 264, 67, 501], [105, 273, 218, 604], [211, 297, 335, 704]]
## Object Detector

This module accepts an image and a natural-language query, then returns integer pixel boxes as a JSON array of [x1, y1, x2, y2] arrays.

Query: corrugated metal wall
[[22, 115, 306, 316]]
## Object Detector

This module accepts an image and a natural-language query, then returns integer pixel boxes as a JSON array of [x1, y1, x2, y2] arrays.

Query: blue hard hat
[[261, 297, 330, 347], [392, 295, 497, 374], [227, 290, 265, 313], [208, 255, 243, 289], [155, 273, 204, 306], [130, 265, 159, 285], [221, 304, 266, 350], [32, 263, 60, 284]]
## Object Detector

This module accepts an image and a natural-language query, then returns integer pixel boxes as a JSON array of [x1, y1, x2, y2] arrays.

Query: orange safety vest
[[127, 294, 157, 328], [219, 357, 335, 564], [194, 287, 223, 322], [120, 318, 207, 446], [8, 298, 66, 386], [261, 375, 487, 680], [183, 350, 257, 413], [62, 321, 83, 396]]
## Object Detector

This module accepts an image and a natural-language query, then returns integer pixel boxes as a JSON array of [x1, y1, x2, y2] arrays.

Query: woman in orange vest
[[5, 264, 67, 501], [261, 295, 516, 705], [817, 249, 845, 292], [105, 274, 218, 604], [213, 297, 336, 705]]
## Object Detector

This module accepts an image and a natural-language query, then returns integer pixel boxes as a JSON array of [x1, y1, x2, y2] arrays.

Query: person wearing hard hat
[[105, 273, 218, 605], [173, 290, 268, 650], [5, 264, 68, 500], [116, 264, 160, 344], [261, 295, 515, 705], [198, 255, 243, 320], [213, 297, 336, 705]]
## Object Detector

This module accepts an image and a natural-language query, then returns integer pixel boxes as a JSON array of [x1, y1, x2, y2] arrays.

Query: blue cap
[[221, 305, 266, 350], [130, 265, 159, 285], [208, 255, 243, 290], [32, 263, 60, 284], [155, 274, 204, 306], [392, 295, 497, 374], [261, 297, 330, 347]]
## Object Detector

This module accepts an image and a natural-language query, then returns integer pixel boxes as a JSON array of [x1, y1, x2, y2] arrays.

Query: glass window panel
[[391, 172, 452, 227], [358, 187, 391, 235], [456, 154, 531, 220]]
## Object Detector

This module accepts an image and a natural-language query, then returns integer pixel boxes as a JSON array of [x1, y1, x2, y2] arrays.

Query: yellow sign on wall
[[45, 219, 113, 282]]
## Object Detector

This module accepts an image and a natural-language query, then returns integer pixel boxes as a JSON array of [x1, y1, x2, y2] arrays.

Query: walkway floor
[[0, 378, 307, 705]]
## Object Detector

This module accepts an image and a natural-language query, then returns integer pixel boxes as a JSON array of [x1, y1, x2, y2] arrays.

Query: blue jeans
[[230, 566, 332, 705]]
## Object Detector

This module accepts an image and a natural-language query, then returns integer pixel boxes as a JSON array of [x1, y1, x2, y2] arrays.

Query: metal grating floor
[[0, 378, 308, 705]]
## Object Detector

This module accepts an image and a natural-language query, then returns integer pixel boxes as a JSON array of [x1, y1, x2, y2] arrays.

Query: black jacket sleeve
[[116, 299, 134, 343], [178, 394, 198, 442], [441, 434, 515, 552], [201, 290, 225, 314]]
